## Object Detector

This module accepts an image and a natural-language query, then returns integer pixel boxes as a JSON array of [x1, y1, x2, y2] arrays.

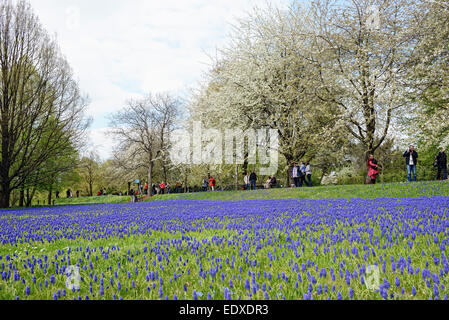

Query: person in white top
[[305, 162, 312, 187], [243, 173, 250, 190], [292, 162, 301, 187]]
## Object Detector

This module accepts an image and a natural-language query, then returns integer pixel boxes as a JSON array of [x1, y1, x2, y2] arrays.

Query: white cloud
[[85, 127, 116, 160], [29, 0, 288, 158]]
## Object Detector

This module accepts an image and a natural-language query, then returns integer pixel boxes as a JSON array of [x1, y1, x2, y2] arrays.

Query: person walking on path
[[144, 183, 148, 195], [403, 145, 418, 182], [436, 148, 448, 180], [243, 172, 250, 190], [292, 162, 301, 188], [130, 188, 135, 203], [366, 155, 380, 184], [305, 162, 312, 187]]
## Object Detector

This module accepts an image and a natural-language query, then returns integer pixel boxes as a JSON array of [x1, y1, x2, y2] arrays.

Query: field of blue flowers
[[0, 196, 448, 300]]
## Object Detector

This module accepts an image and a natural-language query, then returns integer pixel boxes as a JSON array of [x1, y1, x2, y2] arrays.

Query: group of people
[[243, 171, 279, 190], [243, 171, 258, 190], [63, 189, 80, 198], [202, 176, 217, 191], [264, 176, 277, 189], [291, 162, 312, 188], [96, 189, 108, 196], [367, 145, 448, 184], [242, 163, 313, 190]]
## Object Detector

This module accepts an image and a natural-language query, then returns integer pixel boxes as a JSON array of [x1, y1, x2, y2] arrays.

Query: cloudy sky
[[30, 0, 289, 160]]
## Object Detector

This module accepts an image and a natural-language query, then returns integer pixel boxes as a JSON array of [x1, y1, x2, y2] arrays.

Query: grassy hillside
[[146, 180, 449, 202], [53, 195, 130, 206], [13, 180, 446, 210]]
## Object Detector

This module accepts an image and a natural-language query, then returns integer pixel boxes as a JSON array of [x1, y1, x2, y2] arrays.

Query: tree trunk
[[0, 186, 10, 209], [163, 163, 168, 184], [148, 162, 153, 197], [89, 182, 93, 197], [25, 188, 36, 207], [184, 169, 188, 193], [235, 164, 239, 191], [19, 188, 25, 207], [243, 151, 249, 174], [285, 155, 294, 188], [48, 189, 52, 206], [320, 170, 327, 185], [26, 189, 31, 207]]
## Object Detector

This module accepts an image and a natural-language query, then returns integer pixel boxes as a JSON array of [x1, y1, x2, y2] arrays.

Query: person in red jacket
[[209, 176, 216, 191], [367, 155, 380, 184], [144, 183, 148, 195], [160, 182, 166, 195]]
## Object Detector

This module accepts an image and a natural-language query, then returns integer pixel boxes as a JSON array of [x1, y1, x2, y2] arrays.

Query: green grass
[[53, 195, 131, 206], [1, 180, 448, 300], [0, 202, 446, 300], [6, 181, 448, 210], [147, 181, 449, 202]]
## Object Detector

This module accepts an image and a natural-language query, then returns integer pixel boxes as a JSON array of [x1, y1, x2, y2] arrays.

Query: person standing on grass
[[243, 172, 250, 190], [250, 171, 257, 190], [160, 182, 166, 195], [367, 154, 380, 184], [436, 148, 448, 180], [202, 177, 208, 192], [152, 184, 157, 196], [403, 145, 418, 182], [166, 182, 171, 194], [292, 162, 300, 188], [130, 188, 135, 203], [209, 176, 216, 191], [305, 162, 312, 187], [144, 183, 148, 195]]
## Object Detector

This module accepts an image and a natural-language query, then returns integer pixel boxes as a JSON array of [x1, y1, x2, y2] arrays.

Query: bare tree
[[108, 93, 180, 195], [78, 151, 101, 197], [0, 1, 90, 207]]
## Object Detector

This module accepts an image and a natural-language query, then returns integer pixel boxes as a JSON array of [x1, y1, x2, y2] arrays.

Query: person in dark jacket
[[249, 171, 257, 190], [436, 148, 448, 180], [403, 145, 418, 182]]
